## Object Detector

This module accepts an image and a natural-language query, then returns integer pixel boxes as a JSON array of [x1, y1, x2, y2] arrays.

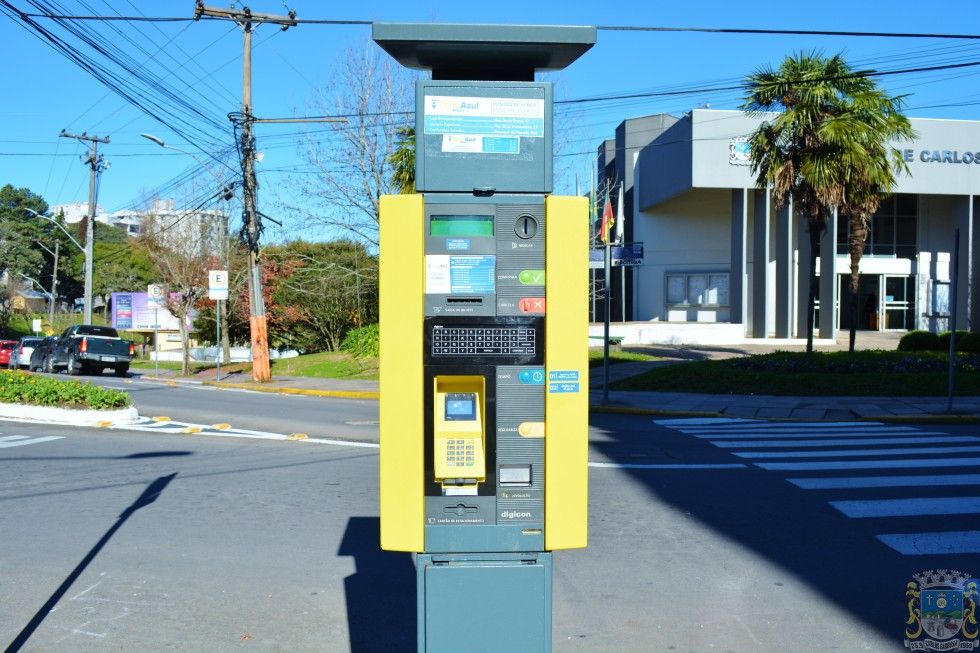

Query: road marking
[[788, 473, 980, 490], [733, 445, 980, 459], [755, 457, 980, 471], [211, 423, 231, 430], [0, 435, 64, 448], [713, 436, 979, 448], [588, 462, 747, 470], [830, 496, 980, 518], [682, 428, 936, 439], [876, 531, 980, 555]]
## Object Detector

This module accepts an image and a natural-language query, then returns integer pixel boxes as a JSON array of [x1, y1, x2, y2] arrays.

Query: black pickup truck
[[48, 324, 134, 376]]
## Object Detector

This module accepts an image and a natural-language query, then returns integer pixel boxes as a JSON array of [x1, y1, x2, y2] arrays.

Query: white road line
[[876, 531, 980, 555], [830, 496, 980, 518], [756, 457, 980, 471], [0, 436, 64, 448], [588, 462, 747, 470], [682, 428, 937, 439], [0, 435, 31, 442], [713, 436, 979, 448], [303, 437, 378, 449], [735, 445, 980, 459], [669, 421, 898, 431], [788, 474, 980, 490], [654, 417, 756, 426]]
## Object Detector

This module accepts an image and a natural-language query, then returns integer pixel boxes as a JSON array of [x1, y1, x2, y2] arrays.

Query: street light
[[141, 132, 235, 378], [24, 208, 85, 324]]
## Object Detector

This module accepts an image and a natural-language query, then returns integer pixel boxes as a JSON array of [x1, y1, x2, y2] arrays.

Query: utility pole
[[59, 130, 109, 324], [49, 240, 59, 326], [194, 1, 296, 383]]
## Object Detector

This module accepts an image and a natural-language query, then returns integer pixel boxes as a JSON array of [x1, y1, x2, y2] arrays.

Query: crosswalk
[[655, 417, 980, 556], [0, 434, 64, 448]]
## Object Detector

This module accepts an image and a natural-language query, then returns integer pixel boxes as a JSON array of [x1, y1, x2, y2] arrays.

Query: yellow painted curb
[[152, 416, 171, 422], [202, 381, 378, 400], [182, 426, 202, 435], [211, 423, 232, 430], [93, 420, 113, 428], [287, 433, 308, 441], [167, 381, 177, 387]]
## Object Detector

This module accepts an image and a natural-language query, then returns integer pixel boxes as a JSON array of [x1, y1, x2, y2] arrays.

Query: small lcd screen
[[445, 394, 476, 421], [430, 215, 494, 237]]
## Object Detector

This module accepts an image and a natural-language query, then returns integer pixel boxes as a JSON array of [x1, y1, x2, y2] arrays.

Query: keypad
[[445, 439, 476, 467], [432, 327, 535, 356]]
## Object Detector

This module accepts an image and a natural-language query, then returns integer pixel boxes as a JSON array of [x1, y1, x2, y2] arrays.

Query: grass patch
[[129, 360, 215, 372], [270, 351, 378, 379], [612, 350, 980, 396], [588, 348, 660, 367], [0, 369, 130, 409]]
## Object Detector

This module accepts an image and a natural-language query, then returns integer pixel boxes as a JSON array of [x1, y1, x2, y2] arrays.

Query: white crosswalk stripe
[[655, 417, 980, 556], [0, 434, 64, 448]]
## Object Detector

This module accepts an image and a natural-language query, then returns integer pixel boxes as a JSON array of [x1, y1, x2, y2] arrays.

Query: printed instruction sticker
[[549, 382, 580, 394], [425, 96, 545, 138], [441, 135, 521, 155], [426, 255, 496, 295], [548, 370, 579, 382]]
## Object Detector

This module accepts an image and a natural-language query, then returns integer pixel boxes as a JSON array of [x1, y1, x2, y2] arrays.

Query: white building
[[593, 110, 980, 345], [50, 199, 228, 247]]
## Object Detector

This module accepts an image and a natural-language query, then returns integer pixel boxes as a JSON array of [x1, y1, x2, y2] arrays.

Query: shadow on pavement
[[589, 414, 980, 646], [339, 516, 415, 653], [4, 473, 178, 653]]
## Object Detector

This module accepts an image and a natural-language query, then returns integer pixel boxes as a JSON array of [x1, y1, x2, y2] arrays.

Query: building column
[[730, 189, 748, 332], [752, 188, 771, 338], [819, 208, 838, 340], [968, 195, 978, 331], [775, 197, 794, 338], [796, 213, 810, 338]]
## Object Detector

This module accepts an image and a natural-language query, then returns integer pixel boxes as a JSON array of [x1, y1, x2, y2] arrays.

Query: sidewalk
[[133, 330, 980, 422]]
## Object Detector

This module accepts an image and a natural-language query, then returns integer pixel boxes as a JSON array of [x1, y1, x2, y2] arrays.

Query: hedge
[[0, 370, 131, 410]]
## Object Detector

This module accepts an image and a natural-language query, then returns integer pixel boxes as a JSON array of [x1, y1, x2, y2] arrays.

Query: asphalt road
[[4, 414, 977, 651], [45, 371, 380, 441]]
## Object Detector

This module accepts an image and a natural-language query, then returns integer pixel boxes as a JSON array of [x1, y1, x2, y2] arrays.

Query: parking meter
[[375, 23, 595, 653]]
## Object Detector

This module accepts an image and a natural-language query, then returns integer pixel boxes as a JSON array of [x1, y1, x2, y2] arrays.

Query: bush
[[0, 370, 131, 409], [958, 332, 980, 353], [340, 323, 379, 358], [898, 330, 942, 351], [938, 330, 977, 353]]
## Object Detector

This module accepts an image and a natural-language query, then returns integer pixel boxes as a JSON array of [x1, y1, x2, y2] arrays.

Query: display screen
[[445, 394, 477, 420], [430, 215, 494, 237]]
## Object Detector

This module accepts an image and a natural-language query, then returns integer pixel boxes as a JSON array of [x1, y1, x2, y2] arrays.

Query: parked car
[[29, 336, 58, 372], [49, 324, 134, 376], [8, 336, 43, 369], [0, 340, 16, 368]]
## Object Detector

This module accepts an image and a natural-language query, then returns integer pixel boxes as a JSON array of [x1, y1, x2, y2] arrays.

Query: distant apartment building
[[594, 109, 980, 345]]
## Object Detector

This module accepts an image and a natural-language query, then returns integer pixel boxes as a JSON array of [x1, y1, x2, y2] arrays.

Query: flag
[[600, 194, 614, 244], [615, 183, 625, 244]]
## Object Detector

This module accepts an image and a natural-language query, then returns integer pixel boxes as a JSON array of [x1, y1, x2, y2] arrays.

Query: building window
[[836, 194, 917, 258], [666, 272, 730, 307]]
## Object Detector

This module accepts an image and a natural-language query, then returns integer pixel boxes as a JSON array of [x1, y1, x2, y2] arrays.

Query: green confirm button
[[519, 269, 545, 285]]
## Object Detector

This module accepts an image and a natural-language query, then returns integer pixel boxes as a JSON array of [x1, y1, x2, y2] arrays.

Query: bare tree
[[283, 41, 415, 245], [140, 211, 214, 376]]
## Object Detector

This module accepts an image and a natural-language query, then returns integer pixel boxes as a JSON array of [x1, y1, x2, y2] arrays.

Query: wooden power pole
[[193, 1, 296, 383], [59, 130, 109, 325]]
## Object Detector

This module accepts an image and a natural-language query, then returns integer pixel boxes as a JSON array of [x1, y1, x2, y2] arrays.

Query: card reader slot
[[446, 297, 483, 304]]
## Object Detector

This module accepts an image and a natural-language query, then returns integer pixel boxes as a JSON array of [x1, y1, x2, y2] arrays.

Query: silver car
[[8, 336, 43, 369]]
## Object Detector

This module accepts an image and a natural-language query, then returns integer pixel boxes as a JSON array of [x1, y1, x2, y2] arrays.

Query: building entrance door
[[838, 274, 881, 331]]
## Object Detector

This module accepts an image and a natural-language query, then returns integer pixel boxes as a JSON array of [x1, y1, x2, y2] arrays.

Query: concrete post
[[775, 197, 794, 338], [752, 189, 770, 338], [730, 189, 748, 331], [819, 208, 838, 339]]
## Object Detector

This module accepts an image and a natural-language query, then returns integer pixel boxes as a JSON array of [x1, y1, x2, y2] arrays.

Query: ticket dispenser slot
[[433, 375, 486, 495]]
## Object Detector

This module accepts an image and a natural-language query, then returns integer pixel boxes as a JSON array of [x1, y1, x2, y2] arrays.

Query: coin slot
[[515, 214, 538, 239]]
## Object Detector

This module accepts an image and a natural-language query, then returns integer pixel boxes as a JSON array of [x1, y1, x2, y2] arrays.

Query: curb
[[0, 402, 140, 427], [589, 405, 723, 418], [861, 414, 980, 425], [202, 381, 379, 400]]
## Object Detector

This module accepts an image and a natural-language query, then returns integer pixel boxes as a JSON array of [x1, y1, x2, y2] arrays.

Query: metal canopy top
[[372, 22, 596, 81]]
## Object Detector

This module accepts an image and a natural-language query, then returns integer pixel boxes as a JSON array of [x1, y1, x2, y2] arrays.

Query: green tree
[[0, 185, 49, 280], [741, 51, 913, 351]]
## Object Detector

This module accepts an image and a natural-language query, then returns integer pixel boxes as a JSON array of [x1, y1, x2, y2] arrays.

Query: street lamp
[[141, 132, 235, 377], [24, 208, 85, 323]]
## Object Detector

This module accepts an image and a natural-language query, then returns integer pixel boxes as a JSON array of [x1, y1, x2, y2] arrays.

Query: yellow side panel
[[378, 194, 425, 552], [544, 195, 589, 551]]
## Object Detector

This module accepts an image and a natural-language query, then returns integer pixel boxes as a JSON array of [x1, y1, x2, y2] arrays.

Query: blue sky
[[2, 1, 979, 241]]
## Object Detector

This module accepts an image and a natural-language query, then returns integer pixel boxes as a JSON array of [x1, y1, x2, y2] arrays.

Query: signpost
[[32, 319, 42, 335], [208, 271, 228, 380], [147, 284, 165, 376]]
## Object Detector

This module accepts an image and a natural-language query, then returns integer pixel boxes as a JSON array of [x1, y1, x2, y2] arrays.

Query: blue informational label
[[548, 370, 579, 382], [549, 382, 580, 393], [482, 137, 520, 153], [519, 369, 545, 385], [445, 238, 471, 251], [449, 255, 495, 294], [424, 116, 544, 138]]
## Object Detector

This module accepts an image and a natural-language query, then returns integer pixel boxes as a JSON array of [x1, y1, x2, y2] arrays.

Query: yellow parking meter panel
[[379, 193, 425, 553]]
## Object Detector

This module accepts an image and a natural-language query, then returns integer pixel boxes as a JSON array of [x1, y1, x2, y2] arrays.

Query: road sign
[[32, 318, 42, 333], [208, 270, 229, 301], [147, 283, 166, 307], [589, 243, 644, 269]]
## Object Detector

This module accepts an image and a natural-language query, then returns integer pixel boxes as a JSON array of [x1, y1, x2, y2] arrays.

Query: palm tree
[[389, 124, 415, 194], [741, 51, 913, 352]]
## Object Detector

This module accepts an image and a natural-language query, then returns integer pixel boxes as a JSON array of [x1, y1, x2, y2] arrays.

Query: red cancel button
[[519, 297, 546, 314]]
